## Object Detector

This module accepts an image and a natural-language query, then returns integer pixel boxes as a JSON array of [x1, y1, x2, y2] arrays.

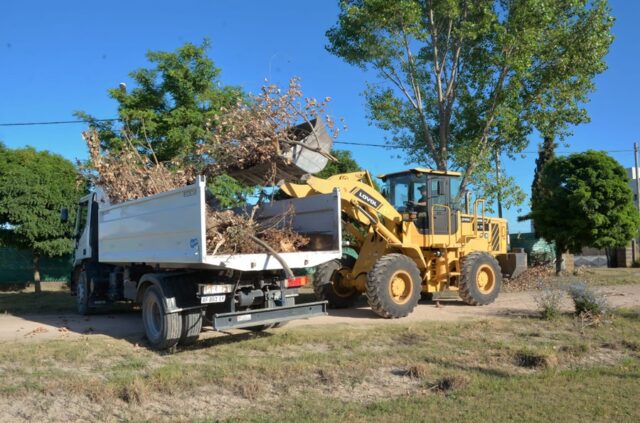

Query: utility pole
[[635, 143, 640, 211], [634, 142, 640, 264], [495, 147, 503, 218]]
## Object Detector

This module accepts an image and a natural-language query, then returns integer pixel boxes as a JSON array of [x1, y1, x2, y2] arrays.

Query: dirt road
[[1, 284, 639, 344]]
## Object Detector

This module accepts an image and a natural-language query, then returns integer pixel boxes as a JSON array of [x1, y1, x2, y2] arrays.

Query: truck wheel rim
[[144, 295, 162, 340], [388, 271, 412, 304], [476, 265, 495, 293]]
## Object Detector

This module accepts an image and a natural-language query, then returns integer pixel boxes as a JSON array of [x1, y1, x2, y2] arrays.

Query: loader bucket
[[228, 118, 333, 186]]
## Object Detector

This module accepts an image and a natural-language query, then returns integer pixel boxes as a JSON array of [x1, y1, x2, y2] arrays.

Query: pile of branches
[[83, 130, 195, 203], [201, 77, 338, 184], [80, 78, 339, 254], [81, 129, 308, 255]]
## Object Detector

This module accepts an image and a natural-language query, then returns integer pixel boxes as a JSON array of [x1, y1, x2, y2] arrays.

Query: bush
[[534, 286, 564, 320], [566, 282, 609, 317]]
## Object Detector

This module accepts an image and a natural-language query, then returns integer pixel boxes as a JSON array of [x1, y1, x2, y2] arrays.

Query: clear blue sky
[[1, 0, 639, 232]]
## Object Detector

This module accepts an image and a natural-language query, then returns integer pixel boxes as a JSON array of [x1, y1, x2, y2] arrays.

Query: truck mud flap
[[212, 301, 327, 331]]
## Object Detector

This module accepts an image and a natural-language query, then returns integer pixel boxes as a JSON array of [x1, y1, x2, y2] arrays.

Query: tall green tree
[[0, 146, 82, 292], [326, 0, 613, 204], [77, 40, 243, 163], [316, 149, 362, 178], [76, 41, 252, 206], [531, 151, 640, 274]]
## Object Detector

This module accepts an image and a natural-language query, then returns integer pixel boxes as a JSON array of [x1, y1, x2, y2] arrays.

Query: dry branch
[[80, 129, 308, 255]]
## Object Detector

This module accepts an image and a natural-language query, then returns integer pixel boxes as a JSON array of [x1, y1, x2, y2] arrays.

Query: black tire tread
[[179, 309, 203, 346], [458, 252, 502, 306], [76, 271, 94, 316], [314, 258, 360, 308], [143, 285, 182, 350], [366, 253, 421, 319]]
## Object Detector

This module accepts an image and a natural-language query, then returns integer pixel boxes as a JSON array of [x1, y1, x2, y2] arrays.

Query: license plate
[[201, 294, 225, 304]]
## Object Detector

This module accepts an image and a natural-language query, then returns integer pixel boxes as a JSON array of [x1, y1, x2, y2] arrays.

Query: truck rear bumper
[[211, 301, 327, 331]]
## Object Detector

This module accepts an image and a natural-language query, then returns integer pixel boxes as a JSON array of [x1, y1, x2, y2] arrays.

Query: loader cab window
[[450, 177, 462, 211], [383, 174, 427, 212]]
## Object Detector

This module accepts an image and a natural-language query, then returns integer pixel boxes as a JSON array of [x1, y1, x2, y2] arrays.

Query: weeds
[[566, 282, 609, 318], [534, 285, 564, 320], [431, 375, 469, 393], [514, 349, 558, 369]]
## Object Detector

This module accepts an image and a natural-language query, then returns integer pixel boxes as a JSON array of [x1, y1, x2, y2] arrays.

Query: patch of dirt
[[0, 388, 256, 423], [2, 284, 640, 343]]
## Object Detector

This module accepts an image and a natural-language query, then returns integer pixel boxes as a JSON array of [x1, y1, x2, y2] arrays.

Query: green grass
[[552, 267, 640, 288], [1, 308, 639, 421], [0, 283, 75, 314]]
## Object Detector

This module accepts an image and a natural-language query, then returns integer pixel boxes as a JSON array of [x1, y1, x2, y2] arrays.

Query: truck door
[[73, 194, 98, 266]]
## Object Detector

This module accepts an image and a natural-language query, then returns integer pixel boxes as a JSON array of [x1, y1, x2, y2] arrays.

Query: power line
[[0, 118, 120, 127], [0, 119, 634, 156], [335, 140, 634, 155]]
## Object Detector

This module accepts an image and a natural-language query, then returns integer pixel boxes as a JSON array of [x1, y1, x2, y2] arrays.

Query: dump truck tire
[[76, 271, 94, 316], [366, 254, 421, 318], [142, 285, 182, 350], [179, 309, 203, 346], [314, 255, 360, 308], [459, 252, 502, 305]]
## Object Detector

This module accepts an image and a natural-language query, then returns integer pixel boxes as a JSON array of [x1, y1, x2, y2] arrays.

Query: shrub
[[534, 286, 564, 320], [566, 282, 609, 317], [514, 349, 558, 369]]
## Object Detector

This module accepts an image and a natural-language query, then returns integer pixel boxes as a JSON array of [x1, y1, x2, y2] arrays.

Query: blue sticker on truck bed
[[190, 238, 198, 248]]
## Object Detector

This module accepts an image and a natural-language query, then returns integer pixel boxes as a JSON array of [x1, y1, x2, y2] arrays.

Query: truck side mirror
[[60, 208, 69, 223]]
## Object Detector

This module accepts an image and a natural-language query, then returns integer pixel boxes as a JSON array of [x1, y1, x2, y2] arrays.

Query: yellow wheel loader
[[280, 169, 525, 318]]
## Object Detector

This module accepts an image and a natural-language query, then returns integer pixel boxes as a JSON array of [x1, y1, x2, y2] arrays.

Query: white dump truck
[[63, 120, 340, 349], [64, 177, 341, 349]]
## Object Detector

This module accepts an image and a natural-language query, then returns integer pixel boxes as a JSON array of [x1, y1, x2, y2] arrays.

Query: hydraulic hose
[[248, 235, 295, 279]]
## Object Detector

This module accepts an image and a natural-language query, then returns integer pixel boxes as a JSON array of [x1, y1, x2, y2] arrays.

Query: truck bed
[[97, 177, 342, 270]]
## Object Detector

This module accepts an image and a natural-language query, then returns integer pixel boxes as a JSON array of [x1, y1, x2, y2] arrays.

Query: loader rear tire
[[459, 252, 502, 306], [314, 255, 360, 308], [366, 254, 421, 318], [142, 285, 182, 350], [179, 308, 203, 346]]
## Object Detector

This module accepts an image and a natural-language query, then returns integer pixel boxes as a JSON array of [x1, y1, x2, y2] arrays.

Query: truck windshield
[[382, 174, 427, 211]]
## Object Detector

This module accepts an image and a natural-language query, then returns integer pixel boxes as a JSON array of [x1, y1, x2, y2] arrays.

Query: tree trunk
[[495, 147, 503, 218], [554, 245, 563, 276], [33, 253, 42, 293]]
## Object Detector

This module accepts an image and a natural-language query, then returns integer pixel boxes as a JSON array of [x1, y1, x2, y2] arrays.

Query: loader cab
[[379, 168, 462, 235]]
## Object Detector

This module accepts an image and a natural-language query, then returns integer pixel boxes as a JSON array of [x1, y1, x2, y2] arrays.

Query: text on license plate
[[201, 294, 225, 304]]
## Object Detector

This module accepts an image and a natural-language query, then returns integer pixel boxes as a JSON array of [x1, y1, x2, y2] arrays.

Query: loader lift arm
[[280, 172, 428, 270]]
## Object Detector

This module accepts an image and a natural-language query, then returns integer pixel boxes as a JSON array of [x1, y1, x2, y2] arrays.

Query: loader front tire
[[179, 308, 203, 346], [142, 285, 182, 350], [314, 255, 360, 308], [459, 252, 502, 305], [366, 254, 421, 318]]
